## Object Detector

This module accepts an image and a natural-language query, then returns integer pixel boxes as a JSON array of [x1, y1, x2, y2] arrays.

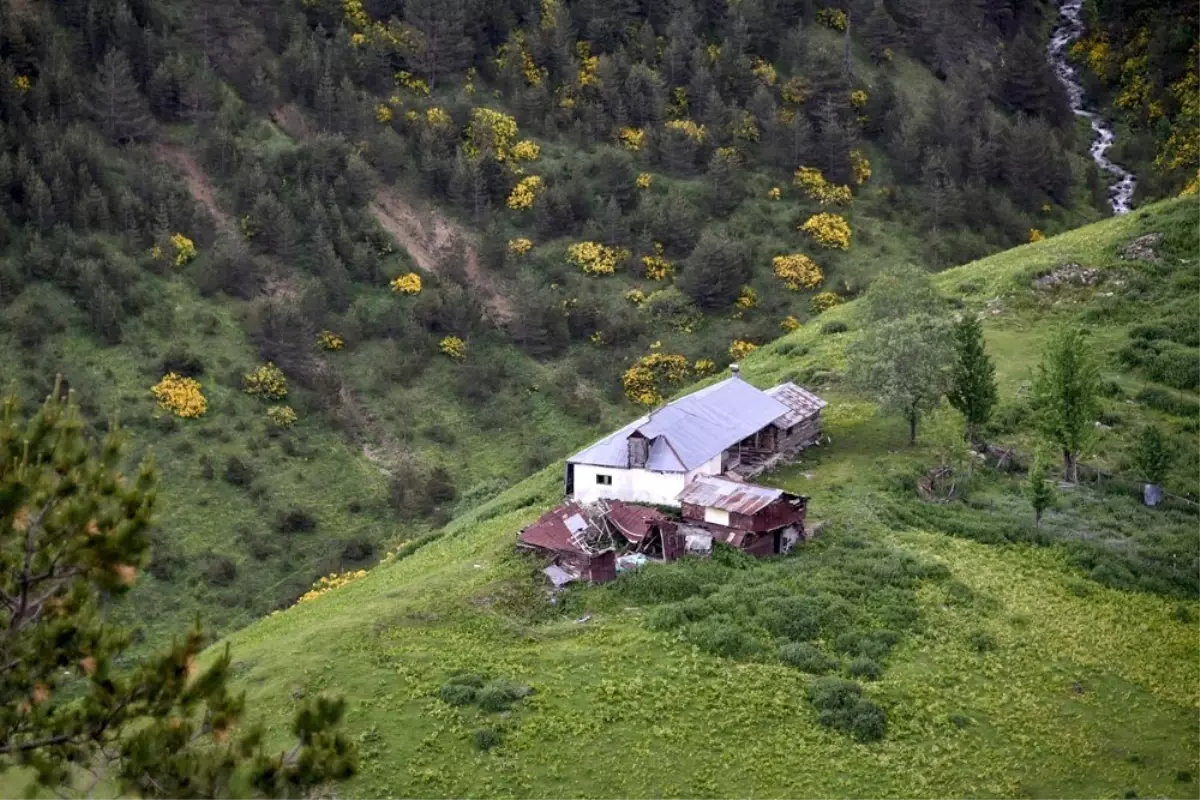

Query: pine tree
[[90, 49, 154, 144], [1025, 452, 1055, 526], [705, 150, 742, 217], [0, 384, 356, 796], [1031, 327, 1101, 483], [405, 0, 473, 90], [947, 314, 997, 444], [679, 229, 750, 310]]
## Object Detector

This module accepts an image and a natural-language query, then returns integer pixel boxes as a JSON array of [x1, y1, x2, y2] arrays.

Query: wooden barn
[[676, 476, 808, 557]]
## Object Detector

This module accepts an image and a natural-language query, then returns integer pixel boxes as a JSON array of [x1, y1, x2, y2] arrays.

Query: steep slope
[[211, 199, 1198, 799]]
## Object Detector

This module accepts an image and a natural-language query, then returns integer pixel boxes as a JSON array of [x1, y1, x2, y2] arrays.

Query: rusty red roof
[[518, 501, 591, 554], [606, 502, 670, 544], [677, 475, 799, 515]]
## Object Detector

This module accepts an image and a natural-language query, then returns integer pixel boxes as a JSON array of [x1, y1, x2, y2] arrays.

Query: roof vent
[[730, 363, 740, 377]]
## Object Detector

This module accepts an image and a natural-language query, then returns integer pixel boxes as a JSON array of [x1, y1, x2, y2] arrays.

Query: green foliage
[[1025, 452, 1056, 526], [0, 384, 355, 797], [779, 642, 838, 673], [678, 230, 751, 310], [1031, 327, 1101, 482], [1132, 425, 1174, 486], [849, 314, 954, 443], [947, 314, 997, 443], [807, 678, 887, 742]]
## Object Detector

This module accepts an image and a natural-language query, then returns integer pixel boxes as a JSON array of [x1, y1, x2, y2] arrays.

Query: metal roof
[[676, 475, 790, 515], [765, 382, 827, 428], [568, 376, 789, 472]]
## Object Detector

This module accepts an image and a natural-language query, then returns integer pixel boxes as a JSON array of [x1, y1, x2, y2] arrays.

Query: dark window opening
[[596, 474, 613, 485]]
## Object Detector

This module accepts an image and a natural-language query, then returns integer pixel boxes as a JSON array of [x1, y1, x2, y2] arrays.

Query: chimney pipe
[[730, 363, 740, 377]]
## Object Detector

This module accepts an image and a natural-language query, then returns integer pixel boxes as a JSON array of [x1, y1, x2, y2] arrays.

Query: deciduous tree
[[1031, 327, 1100, 483], [1025, 451, 1055, 526]]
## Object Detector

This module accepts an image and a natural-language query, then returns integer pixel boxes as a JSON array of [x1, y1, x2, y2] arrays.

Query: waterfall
[[1047, 0, 1137, 214]]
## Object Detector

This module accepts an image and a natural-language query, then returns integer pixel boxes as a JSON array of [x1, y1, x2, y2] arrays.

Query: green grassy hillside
[[207, 198, 1198, 798]]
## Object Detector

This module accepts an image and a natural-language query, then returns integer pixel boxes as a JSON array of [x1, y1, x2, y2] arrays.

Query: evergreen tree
[[405, 0, 473, 90], [947, 314, 997, 444], [705, 150, 742, 217], [1031, 327, 1101, 483], [1025, 451, 1055, 526], [678, 229, 750, 310], [862, 1, 902, 62], [90, 49, 154, 144], [0, 385, 356, 797]]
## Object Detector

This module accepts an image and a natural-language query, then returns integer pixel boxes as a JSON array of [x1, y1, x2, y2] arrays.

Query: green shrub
[[472, 728, 502, 751], [949, 712, 971, 729], [967, 630, 998, 652], [807, 677, 888, 742], [821, 320, 848, 335], [834, 629, 899, 660], [684, 615, 760, 659], [438, 683, 477, 707], [759, 596, 823, 641], [848, 657, 881, 680], [446, 673, 486, 688], [476, 680, 532, 712], [1135, 387, 1199, 418], [779, 642, 837, 674]]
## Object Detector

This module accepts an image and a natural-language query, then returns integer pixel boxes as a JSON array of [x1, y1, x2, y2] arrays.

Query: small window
[[596, 474, 613, 485]]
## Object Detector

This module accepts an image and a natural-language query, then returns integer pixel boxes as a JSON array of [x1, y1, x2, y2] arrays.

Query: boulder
[[1032, 263, 1101, 290], [1121, 232, 1164, 262]]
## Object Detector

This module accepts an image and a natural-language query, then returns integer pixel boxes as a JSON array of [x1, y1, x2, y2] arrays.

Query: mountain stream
[[1047, 0, 1137, 214]]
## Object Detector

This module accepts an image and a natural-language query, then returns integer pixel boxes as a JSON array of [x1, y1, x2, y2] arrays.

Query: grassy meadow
[[202, 197, 1198, 798]]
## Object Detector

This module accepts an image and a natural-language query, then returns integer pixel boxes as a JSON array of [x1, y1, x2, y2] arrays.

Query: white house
[[565, 366, 825, 506]]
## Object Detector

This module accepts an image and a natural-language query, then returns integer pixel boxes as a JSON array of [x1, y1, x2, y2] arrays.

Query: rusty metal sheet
[[676, 475, 787, 515], [765, 382, 827, 428]]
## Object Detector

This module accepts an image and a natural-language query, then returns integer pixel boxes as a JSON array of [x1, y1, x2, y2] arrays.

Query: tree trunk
[[1063, 449, 1077, 483], [908, 412, 918, 445]]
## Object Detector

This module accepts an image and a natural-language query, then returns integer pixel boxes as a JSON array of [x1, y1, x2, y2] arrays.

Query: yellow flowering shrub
[[243, 363, 288, 400], [13, 75, 31, 93], [1028, 228, 1045, 243], [589, 331, 606, 345], [440, 336, 467, 361], [577, 41, 599, 87], [150, 244, 164, 261], [735, 285, 758, 310], [773, 253, 824, 291], [512, 139, 541, 161], [781, 77, 809, 105], [730, 112, 759, 142], [619, 127, 646, 151], [767, 186, 782, 200], [506, 175, 543, 209], [395, 70, 430, 96], [729, 339, 758, 361], [464, 107, 519, 161], [508, 237, 533, 255], [810, 290, 844, 314], [664, 119, 706, 143], [240, 215, 256, 239], [693, 359, 716, 377], [376, 103, 394, 123], [800, 213, 852, 249], [294, 570, 368, 607], [642, 243, 674, 280], [151, 373, 207, 418], [267, 405, 298, 428], [850, 89, 869, 108], [622, 352, 691, 406], [567, 241, 622, 275], [170, 233, 197, 266], [626, 288, 647, 305], [317, 330, 344, 351], [426, 107, 452, 127], [780, 315, 800, 332], [793, 167, 852, 206], [849, 148, 872, 185], [751, 58, 777, 86], [706, 43, 721, 64], [816, 7, 847, 31], [636, 172, 653, 189], [671, 87, 689, 116], [391, 272, 423, 294]]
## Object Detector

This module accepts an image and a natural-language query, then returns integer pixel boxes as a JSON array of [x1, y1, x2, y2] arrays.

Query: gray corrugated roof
[[676, 475, 786, 514], [765, 382, 827, 428], [568, 376, 789, 472]]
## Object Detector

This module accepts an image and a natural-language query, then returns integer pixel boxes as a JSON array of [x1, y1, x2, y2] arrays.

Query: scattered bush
[[204, 555, 238, 587], [684, 615, 760, 659], [949, 712, 971, 729], [276, 508, 317, 534], [439, 683, 477, 707], [476, 680, 532, 712], [779, 642, 837, 674], [473, 728, 502, 751], [222, 456, 255, 487], [968, 630, 998, 652], [821, 321, 848, 335], [848, 657, 881, 680], [1135, 387, 1198, 419], [807, 677, 887, 742]]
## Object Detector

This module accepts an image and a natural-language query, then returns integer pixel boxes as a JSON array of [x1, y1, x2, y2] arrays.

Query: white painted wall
[[570, 462, 687, 506], [704, 507, 730, 526]]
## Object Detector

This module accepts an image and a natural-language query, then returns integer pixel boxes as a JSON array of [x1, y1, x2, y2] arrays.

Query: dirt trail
[[152, 143, 236, 235], [269, 103, 514, 326]]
